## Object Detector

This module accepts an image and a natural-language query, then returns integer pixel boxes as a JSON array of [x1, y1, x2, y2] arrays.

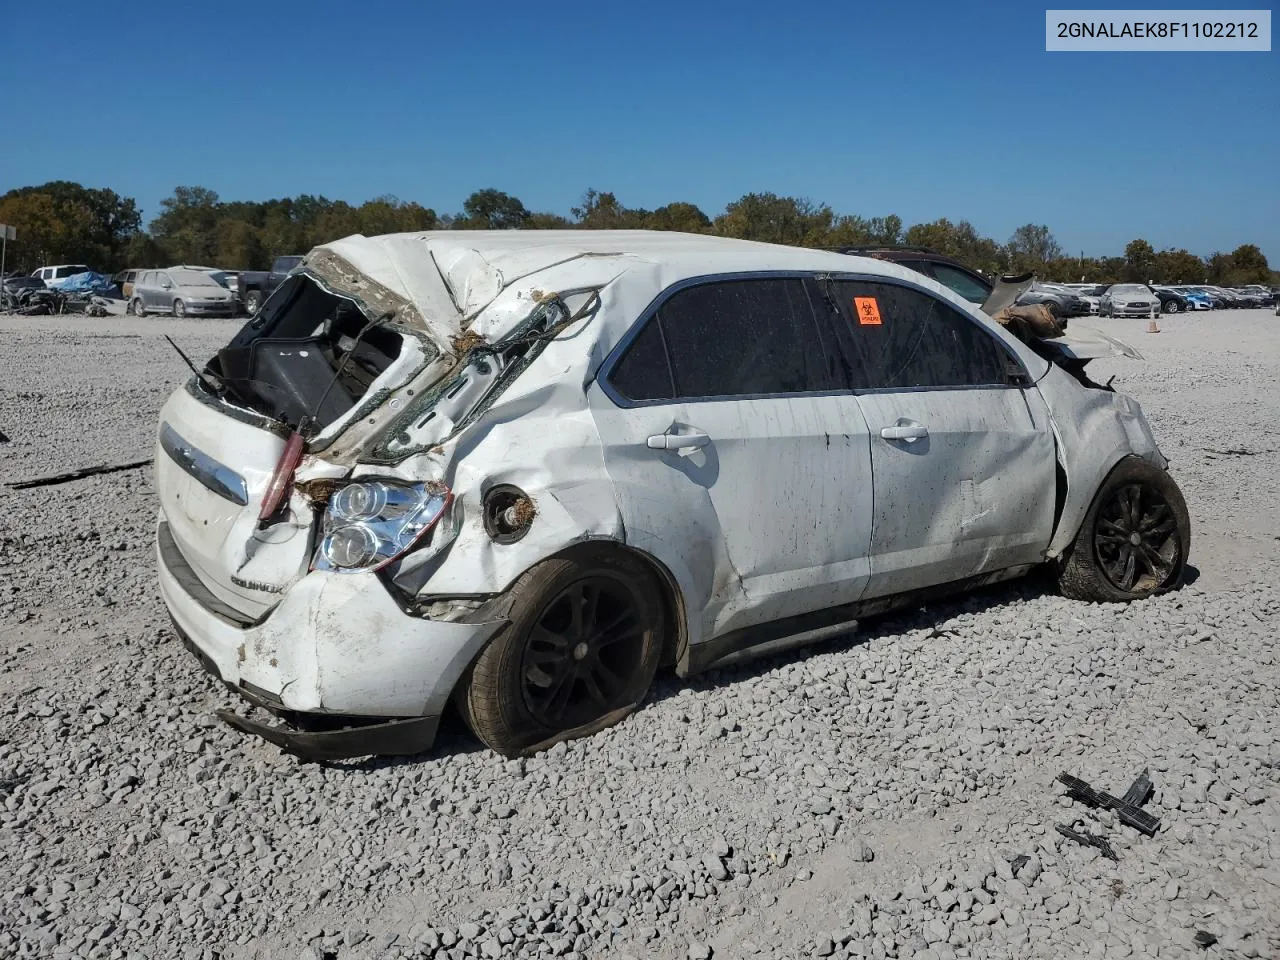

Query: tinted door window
[[609, 278, 847, 402], [609, 314, 675, 401], [831, 280, 1011, 390]]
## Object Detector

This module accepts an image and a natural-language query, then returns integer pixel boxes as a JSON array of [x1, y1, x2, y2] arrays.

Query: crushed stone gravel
[[1, 311, 1278, 959]]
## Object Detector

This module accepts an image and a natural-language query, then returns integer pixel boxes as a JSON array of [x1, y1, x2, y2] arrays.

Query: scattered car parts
[[1057, 769, 1160, 836], [1055, 824, 1119, 861]]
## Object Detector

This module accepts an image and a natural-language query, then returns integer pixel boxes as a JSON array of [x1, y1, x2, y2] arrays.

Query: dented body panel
[[152, 229, 1181, 757], [1035, 362, 1166, 558], [855, 386, 1056, 597], [158, 531, 503, 717]]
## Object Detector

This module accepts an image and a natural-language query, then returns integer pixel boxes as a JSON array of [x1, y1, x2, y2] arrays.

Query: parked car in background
[[1017, 282, 1091, 319], [1170, 287, 1213, 310], [131, 269, 238, 317], [1241, 284, 1277, 305], [1100, 284, 1161, 318], [831, 247, 1000, 305], [171, 265, 244, 312], [3, 274, 47, 296], [1182, 287, 1226, 309], [1150, 286, 1193, 314], [236, 255, 303, 315], [32, 264, 93, 289], [113, 269, 144, 299], [1062, 283, 1104, 314], [1228, 288, 1268, 308]]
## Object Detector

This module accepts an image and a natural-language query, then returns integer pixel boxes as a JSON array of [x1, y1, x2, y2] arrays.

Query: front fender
[[1037, 364, 1167, 558]]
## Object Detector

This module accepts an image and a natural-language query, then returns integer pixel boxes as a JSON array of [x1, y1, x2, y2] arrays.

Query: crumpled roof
[[308, 229, 894, 348]]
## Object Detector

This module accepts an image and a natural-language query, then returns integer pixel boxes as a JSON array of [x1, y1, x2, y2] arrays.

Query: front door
[[828, 277, 1057, 598], [590, 275, 875, 646], [156, 272, 176, 312]]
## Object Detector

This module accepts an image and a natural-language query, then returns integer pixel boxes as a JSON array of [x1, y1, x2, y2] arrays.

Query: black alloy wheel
[[1093, 482, 1180, 593], [520, 576, 647, 731]]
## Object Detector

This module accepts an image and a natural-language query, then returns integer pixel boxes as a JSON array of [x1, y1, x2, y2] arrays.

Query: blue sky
[[2, 0, 1276, 260]]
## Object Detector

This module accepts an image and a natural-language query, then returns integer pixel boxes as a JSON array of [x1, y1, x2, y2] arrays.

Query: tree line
[[0, 180, 1273, 286]]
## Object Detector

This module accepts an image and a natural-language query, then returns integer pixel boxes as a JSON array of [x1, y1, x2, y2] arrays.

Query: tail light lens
[[259, 432, 304, 521], [312, 479, 452, 573]]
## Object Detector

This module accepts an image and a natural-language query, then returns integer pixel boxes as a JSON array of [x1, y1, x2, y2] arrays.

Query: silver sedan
[[1101, 284, 1160, 318]]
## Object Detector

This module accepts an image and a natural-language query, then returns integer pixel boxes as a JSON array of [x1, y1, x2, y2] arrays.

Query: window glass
[[609, 315, 674, 401], [655, 278, 842, 398], [832, 280, 1011, 389], [929, 263, 991, 304]]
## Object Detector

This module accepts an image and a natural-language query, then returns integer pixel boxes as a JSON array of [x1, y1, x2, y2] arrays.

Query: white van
[[32, 264, 92, 289]]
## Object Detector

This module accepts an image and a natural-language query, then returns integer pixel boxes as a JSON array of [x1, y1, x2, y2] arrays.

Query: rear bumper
[[156, 518, 506, 756]]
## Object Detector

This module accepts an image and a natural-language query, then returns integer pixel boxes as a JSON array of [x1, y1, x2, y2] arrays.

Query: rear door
[[589, 275, 874, 644], [829, 277, 1056, 598], [138, 272, 155, 309]]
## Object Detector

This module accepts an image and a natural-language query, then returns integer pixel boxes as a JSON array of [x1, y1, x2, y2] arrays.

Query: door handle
[[647, 431, 711, 453], [880, 422, 929, 442]]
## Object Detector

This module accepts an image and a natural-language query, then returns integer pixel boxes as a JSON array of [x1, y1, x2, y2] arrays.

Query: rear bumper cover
[[156, 518, 506, 757]]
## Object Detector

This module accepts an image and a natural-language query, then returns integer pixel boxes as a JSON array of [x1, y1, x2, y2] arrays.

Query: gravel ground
[[1, 311, 1278, 960]]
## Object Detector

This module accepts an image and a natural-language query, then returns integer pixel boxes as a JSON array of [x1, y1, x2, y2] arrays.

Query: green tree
[[1006, 224, 1063, 273], [903, 218, 1003, 274], [1122, 238, 1156, 282], [572, 190, 648, 229], [214, 219, 264, 270], [1152, 248, 1205, 284], [459, 189, 530, 229], [1205, 251, 1234, 285], [644, 201, 711, 233], [1228, 244, 1270, 284], [525, 212, 573, 229], [150, 186, 222, 264], [713, 193, 833, 246], [0, 181, 140, 270], [866, 215, 903, 246], [826, 214, 875, 247]]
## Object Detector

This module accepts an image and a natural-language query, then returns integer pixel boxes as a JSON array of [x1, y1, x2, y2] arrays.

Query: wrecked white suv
[[154, 231, 1189, 760]]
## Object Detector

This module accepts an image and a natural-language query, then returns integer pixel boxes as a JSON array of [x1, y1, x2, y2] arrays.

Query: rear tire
[[1058, 457, 1190, 602], [461, 548, 665, 757], [132, 299, 145, 317], [1163, 300, 1179, 314], [172, 299, 185, 318]]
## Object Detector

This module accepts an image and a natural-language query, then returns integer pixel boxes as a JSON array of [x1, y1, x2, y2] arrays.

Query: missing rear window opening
[[207, 275, 403, 431]]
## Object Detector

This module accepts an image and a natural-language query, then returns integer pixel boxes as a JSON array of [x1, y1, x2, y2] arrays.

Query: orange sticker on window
[[854, 297, 882, 325]]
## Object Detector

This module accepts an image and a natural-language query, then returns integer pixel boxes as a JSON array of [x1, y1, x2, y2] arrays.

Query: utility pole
[[0, 224, 13, 283]]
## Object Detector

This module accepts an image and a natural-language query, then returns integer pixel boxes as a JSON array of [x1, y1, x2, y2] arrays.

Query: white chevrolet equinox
[[153, 231, 1189, 759]]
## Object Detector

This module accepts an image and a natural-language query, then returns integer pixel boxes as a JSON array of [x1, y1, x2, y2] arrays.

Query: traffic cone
[[1147, 318, 1161, 334]]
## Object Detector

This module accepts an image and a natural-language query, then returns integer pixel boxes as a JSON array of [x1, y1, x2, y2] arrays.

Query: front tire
[[1058, 457, 1190, 602], [1163, 300, 1179, 314], [172, 299, 185, 318], [461, 548, 665, 757], [244, 290, 263, 315]]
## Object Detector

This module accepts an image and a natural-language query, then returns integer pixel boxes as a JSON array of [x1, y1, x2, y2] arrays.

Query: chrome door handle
[[880, 423, 929, 442], [647, 431, 711, 453]]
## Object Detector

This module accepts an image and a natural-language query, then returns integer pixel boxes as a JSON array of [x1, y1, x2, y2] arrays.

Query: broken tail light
[[312, 480, 452, 573], [259, 431, 304, 521]]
